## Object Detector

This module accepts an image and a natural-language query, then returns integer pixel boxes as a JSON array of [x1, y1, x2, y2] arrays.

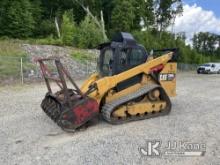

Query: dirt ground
[[0, 72, 219, 165]]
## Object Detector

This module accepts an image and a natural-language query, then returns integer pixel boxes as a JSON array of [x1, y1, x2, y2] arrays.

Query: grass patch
[[0, 38, 97, 81], [0, 39, 26, 57], [70, 49, 97, 64], [0, 39, 35, 79], [27, 36, 63, 46]]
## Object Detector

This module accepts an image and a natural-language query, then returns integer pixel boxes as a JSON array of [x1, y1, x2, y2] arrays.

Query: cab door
[[116, 46, 148, 91], [99, 47, 115, 77], [116, 46, 148, 74]]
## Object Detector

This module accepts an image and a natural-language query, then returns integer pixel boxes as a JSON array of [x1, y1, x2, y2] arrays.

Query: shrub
[[0, 0, 35, 38], [74, 15, 104, 49], [132, 30, 213, 64], [36, 20, 56, 37], [61, 12, 76, 46], [32, 35, 63, 46]]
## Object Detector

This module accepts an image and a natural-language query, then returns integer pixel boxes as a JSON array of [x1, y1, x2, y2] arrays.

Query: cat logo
[[160, 73, 175, 81]]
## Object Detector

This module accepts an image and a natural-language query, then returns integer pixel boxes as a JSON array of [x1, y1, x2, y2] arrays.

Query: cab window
[[129, 48, 145, 66], [119, 48, 146, 67], [102, 48, 114, 76]]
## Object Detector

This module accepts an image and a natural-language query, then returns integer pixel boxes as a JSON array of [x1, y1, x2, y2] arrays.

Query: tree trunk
[[55, 17, 61, 38], [101, 10, 108, 41]]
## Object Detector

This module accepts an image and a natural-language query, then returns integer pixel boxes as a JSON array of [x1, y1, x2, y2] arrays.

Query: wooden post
[[20, 58, 24, 85], [86, 60, 89, 75]]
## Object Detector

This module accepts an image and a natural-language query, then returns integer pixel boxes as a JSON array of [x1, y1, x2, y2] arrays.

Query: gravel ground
[[0, 72, 220, 165]]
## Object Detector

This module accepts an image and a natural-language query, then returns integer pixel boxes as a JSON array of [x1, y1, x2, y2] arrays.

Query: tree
[[0, 0, 35, 38], [73, 0, 108, 41], [132, 0, 155, 30], [154, 0, 183, 36], [101, 0, 115, 34], [61, 11, 76, 45], [71, 0, 103, 25], [74, 15, 104, 48], [193, 32, 219, 55], [111, 0, 135, 34]]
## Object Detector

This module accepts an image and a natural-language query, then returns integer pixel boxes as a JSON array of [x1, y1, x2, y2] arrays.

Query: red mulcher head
[[37, 58, 99, 132]]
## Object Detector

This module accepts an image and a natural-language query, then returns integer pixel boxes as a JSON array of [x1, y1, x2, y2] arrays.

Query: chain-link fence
[[0, 56, 37, 85], [0, 56, 97, 85], [178, 63, 199, 72], [0, 55, 200, 85]]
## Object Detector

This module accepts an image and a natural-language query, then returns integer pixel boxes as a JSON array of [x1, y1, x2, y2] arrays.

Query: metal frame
[[37, 58, 84, 106]]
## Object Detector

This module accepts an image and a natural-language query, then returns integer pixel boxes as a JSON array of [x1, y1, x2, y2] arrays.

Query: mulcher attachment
[[38, 58, 99, 131]]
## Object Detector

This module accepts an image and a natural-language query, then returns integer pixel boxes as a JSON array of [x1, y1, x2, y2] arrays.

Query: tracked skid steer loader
[[38, 32, 177, 132]]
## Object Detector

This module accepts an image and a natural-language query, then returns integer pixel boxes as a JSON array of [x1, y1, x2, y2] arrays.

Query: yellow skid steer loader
[[38, 32, 177, 132]]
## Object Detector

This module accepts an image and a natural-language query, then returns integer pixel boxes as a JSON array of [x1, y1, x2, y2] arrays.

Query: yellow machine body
[[81, 52, 176, 104]]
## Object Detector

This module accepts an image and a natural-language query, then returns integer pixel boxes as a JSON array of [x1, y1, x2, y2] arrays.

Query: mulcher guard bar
[[37, 58, 99, 131]]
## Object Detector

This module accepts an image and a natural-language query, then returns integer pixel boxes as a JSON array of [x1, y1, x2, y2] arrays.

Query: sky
[[172, 0, 220, 43], [184, 0, 220, 17]]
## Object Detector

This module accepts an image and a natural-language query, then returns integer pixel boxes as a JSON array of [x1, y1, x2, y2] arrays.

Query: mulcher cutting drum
[[38, 58, 99, 131], [41, 92, 99, 131]]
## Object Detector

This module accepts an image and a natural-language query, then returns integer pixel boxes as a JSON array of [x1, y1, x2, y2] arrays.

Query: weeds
[[70, 49, 97, 64]]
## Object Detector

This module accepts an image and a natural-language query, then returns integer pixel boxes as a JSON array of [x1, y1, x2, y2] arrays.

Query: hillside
[[0, 40, 98, 84]]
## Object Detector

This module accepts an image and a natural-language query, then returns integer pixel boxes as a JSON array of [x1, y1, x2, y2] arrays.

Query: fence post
[[86, 60, 89, 75], [20, 57, 24, 85]]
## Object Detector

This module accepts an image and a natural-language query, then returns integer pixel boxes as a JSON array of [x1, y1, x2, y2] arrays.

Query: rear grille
[[198, 68, 205, 71]]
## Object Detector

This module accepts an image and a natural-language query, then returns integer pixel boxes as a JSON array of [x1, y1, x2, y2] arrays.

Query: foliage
[[61, 11, 77, 46], [133, 30, 213, 64], [193, 32, 220, 57], [0, 40, 30, 78], [0, 39, 26, 56], [35, 20, 56, 37], [0, 0, 35, 38], [0, 0, 184, 39], [111, 0, 135, 34], [0, 0, 219, 65], [29, 35, 63, 46], [133, 0, 155, 29], [154, 0, 183, 32], [74, 15, 104, 48]]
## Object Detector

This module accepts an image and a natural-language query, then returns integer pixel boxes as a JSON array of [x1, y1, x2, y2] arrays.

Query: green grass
[[0, 39, 35, 79], [0, 39, 97, 81], [0, 39, 26, 57], [27, 35, 63, 46], [70, 48, 97, 64]]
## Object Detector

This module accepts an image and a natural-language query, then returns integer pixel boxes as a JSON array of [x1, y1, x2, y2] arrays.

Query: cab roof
[[96, 32, 137, 50]]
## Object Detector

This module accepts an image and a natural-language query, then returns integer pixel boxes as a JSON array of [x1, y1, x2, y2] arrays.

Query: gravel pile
[[0, 72, 219, 165], [22, 44, 98, 79]]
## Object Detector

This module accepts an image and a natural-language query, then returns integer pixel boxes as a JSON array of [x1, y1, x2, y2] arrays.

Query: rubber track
[[101, 84, 172, 124]]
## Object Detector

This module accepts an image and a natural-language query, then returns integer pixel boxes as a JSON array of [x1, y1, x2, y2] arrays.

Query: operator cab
[[97, 32, 148, 77]]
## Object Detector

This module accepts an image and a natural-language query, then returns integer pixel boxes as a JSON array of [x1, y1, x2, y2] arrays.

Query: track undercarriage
[[102, 84, 171, 124]]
